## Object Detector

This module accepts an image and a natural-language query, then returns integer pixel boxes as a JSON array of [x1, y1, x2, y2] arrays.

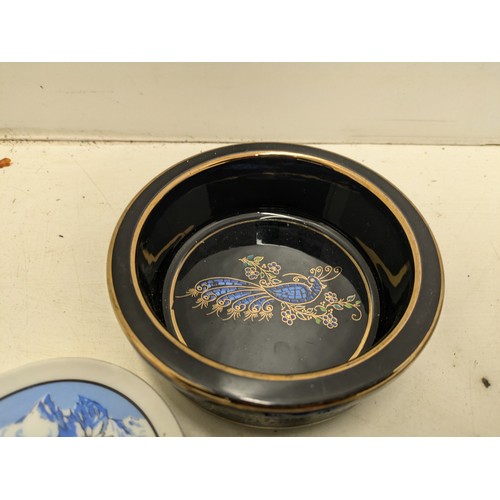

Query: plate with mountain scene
[[0, 358, 183, 437]]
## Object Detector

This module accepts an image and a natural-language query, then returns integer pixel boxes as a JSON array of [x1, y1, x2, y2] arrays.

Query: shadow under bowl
[[108, 143, 444, 428]]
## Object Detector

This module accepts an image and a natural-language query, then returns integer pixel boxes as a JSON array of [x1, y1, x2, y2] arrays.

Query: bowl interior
[[135, 155, 415, 375]]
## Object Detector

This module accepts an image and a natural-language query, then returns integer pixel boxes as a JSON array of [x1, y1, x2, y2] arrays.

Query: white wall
[[1, 63, 499, 144]]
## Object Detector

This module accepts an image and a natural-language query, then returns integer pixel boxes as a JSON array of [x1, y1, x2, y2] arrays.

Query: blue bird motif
[[178, 256, 363, 329]]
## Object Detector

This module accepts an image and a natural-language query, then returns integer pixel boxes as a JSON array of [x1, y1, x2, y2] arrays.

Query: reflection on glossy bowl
[[108, 143, 444, 428]]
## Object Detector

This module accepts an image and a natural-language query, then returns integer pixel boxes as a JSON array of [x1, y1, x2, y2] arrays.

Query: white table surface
[[1, 141, 498, 436]]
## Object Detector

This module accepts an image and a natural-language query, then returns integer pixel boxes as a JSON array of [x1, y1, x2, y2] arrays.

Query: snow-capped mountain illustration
[[0, 394, 154, 437]]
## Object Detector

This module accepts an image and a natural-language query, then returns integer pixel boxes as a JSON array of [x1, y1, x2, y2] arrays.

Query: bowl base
[[178, 386, 358, 428]]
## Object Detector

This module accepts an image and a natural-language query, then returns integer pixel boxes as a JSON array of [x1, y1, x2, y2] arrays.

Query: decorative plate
[[0, 358, 183, 437]]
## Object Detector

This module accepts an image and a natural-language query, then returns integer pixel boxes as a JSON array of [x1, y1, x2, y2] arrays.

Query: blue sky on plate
[[0, 381, 148, 427]]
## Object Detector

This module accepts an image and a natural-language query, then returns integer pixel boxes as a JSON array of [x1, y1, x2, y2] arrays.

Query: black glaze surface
[[109, 143, 443, 427], [137, 155, 414, 343]]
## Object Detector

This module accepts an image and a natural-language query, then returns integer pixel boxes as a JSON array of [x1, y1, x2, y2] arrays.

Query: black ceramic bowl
[[108, 143, 444, 428]]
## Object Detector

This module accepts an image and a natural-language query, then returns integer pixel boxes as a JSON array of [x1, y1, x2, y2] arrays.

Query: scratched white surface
[[1, 141, 499, 436], [2, 63, 500, 146]]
